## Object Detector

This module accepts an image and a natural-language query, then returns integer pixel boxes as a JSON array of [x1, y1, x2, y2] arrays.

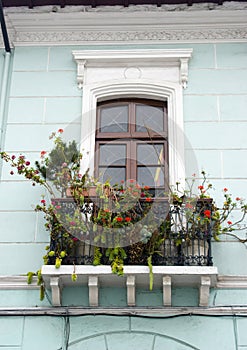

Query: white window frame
[[72, 49, 193, 186]]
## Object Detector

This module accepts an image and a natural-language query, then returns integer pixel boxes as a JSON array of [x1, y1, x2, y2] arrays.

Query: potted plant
[[2, 130, 247, 298]]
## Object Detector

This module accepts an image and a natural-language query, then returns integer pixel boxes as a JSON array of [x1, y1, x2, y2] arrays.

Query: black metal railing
[[47, 196, 213, 267]]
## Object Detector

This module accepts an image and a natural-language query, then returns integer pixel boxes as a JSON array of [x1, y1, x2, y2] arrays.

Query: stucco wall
[[1, 43, 247, 276], [1, 314, 247, 350], [0, 42, 247, 348]]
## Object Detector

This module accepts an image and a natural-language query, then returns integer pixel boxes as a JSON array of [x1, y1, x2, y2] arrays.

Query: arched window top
[[75, 49, 190, 186]]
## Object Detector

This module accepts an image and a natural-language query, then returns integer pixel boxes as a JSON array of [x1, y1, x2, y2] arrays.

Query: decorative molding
[[2, 274, 247, 291], [199, 276, 211, 307], [72, 49, 193, 89], [8, 28, 247, 46], [74, 47, 191, 187], [50, 277, 61, 307], [163, 276, 172, 306], [0, 276, 39, 290], [126, 275, 135, 306], [76, 59, 86, 89], [88, 276, 99, 307], [41, 265, 218, 306], [3, 8, 247, 47], [79, 80, 185, 187], [217, 275, 247, 288]]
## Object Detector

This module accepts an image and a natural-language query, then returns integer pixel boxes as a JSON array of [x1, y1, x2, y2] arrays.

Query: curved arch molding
[[68, 330, 199, 349]]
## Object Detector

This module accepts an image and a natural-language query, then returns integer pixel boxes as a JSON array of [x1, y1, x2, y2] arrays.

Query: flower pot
[[66, 186, 97, 198], [184, 240, 209, 266]]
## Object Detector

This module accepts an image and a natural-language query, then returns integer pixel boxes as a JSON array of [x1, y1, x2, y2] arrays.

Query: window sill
[[41, 265, 218, 307]]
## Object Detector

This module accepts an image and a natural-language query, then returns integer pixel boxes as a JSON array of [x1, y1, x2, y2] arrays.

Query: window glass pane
[[99, 144, 126, 166], [100, 105, 128, 132], [136, 104, 164, 132], [138, 166, 165, 187], [137, 144, 164, 165], [99, 167, 126, 185]]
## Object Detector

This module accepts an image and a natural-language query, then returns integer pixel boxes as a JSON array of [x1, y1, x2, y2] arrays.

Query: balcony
[[41, 195, 218, 307]]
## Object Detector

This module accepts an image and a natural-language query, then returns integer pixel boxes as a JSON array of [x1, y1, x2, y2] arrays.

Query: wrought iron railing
[[47, 196, 213, 267]]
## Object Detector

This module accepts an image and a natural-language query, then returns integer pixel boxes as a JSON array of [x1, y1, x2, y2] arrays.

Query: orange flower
[[145, 197, 152, 202], [144, 185, 150, 190], [185, 203, 193, 209]]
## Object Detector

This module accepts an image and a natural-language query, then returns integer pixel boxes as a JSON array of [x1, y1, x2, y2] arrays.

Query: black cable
[[1, 308, 247, 318], [0, 0, 11, 53]]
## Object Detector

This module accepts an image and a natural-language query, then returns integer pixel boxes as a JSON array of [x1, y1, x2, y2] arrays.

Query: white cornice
[[2, 273, 247, 290], [1, 6, 247, 47], [72, 48, 192, 88]]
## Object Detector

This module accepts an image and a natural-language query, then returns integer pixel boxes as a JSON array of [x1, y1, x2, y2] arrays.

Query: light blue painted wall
[[1, 314, 246, 349], [0, 42, 247, 348], [1, 43, 247, 273], [2, 42, 247, 275]]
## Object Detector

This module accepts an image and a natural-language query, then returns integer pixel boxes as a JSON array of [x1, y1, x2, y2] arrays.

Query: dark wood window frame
[[95, 98, 169, 193]]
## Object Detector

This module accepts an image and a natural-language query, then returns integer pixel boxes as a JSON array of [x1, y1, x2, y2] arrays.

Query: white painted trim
[[73, 48, 192, 186], [217, 275, 247, 289], [41, 265, 218, 306], [80, 80, 186, 186], [3, 8, 247, 46], [0, 276, 39, 290], [3, 273, 247, 291]]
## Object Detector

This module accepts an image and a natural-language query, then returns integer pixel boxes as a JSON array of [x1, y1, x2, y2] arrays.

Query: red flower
[[116, 217, 123, 222], [10, 171, 14, 175], [125, 217, 131, 222], [204, 210, 211, 218], [145, 197, 152, 202], [121, 180, 125, 184], [198, 185, 204, 190], [41, 199, 46, 204], [58, 128, 64, 133], [40, 151, 46, 158], [223, 188, 228, 192], [25, 161, 30, 166], [11, 155, 16, 160], [72, 237, 79, 242], [236, 197, 241, 201], [227, 221, 232, 225], [129, 179, 135, 183], [69, 221, 76, 226], [104, 209, 110, 213]]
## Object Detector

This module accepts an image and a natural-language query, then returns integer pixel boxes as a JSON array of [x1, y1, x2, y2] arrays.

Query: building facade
[[0, 2, 247, 348]]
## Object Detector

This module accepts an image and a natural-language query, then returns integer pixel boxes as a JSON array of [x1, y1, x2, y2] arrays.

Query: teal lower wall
[[1, 313, 246, 349]]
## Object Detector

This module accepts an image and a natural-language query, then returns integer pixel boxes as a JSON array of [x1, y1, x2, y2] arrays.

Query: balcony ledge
[[41, 265, 218, 308]]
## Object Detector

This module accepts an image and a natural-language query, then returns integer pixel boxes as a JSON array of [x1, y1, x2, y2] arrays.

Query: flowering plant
[[168, 170, 247, 243], [2, 130, 247, 297]]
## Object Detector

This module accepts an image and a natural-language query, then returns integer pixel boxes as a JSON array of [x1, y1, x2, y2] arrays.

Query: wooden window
[[95, 99, 168, 194]]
